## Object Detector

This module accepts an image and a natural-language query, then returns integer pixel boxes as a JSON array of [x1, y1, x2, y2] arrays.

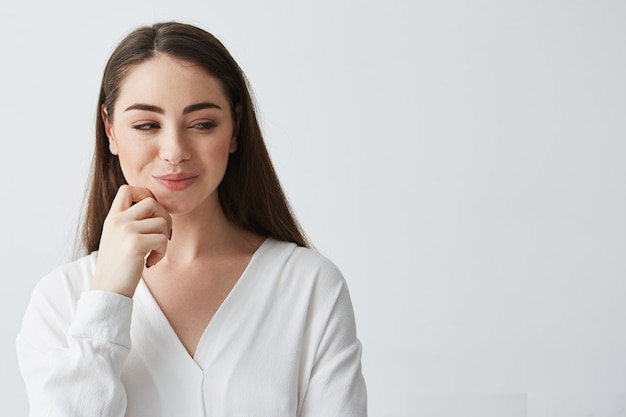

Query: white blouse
[[17, 238, 367, 416]]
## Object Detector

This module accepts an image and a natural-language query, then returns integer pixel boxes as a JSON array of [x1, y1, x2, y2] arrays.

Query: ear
[[101, 104, 119, 155], [229, 105, 241, 154], [229, 135, 238, 153]]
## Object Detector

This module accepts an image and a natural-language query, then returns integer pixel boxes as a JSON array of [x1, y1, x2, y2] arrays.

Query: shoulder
[[262, 239, 345, 283], [257, 239, 349, 305]]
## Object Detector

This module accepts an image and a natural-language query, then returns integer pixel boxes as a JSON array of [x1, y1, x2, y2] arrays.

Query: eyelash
[[191, 121, 216, 130], [131, 121, 216, 131], [133, 123, 159, 131]]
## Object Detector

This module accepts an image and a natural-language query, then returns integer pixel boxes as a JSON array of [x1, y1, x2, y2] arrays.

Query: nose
[[159, 127, 191, 164]]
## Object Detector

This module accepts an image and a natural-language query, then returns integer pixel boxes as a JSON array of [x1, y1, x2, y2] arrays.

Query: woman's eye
[[191, 121, 216, 130], [133, 123, 159, 130]]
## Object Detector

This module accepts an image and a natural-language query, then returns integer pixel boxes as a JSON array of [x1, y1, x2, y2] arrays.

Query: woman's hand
[[91, 185, 172, 298]]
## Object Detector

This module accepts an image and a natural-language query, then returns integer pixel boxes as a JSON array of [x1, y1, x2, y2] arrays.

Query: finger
[[128, 185, 156, 204], [128, 217, 170, 239], [110, 185, 155, 212], [127, 198, 173, 236], [143, 235, 169, 268]]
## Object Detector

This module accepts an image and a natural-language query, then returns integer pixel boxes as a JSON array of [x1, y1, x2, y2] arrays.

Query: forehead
[[115, 54, 229, 113]]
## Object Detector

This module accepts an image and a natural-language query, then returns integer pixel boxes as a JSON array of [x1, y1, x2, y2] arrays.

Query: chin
[[156, 194, 217, 218], [149, 183, 220, 215], [156, 198, 191, 215]]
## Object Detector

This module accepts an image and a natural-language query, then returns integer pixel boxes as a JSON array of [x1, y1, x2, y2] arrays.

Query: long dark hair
[[82, 22, 308, 253]]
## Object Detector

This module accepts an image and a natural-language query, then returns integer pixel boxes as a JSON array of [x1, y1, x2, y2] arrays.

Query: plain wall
[[1, 0, 625, 415]]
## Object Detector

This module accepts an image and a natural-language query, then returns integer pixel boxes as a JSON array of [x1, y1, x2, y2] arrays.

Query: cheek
[[115, 143, 154, 179], [197, 142, 234, 182], [202, 138, 235, 161]]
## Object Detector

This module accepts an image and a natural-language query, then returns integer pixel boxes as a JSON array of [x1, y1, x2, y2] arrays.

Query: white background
[[1, 0, 625, 416]]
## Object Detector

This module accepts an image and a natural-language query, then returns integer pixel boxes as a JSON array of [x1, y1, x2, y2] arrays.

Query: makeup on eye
[[121, 101, 224, 130], [189, 120, 217, 130], [132, 122, 160, 131], [130, 121, 217, 131]]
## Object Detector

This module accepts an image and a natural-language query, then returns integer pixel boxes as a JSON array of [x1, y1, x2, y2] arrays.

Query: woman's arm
[[17, 279, 132, 417], [299, 274, 368, 417], [17, 185, 171, 416]]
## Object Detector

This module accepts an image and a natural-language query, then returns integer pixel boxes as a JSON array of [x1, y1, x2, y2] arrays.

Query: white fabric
[[17, 238, 367, 416]]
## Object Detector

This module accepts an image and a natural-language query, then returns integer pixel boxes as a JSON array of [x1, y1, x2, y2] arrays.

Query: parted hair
[[82, 21, 308, 253]]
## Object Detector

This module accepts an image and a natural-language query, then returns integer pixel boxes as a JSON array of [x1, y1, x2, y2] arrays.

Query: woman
[[17, 22, 367, 416]]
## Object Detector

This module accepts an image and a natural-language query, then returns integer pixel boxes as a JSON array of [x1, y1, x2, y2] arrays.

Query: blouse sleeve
[[16, 279, 132, 417], [298, 273, 368, 417]]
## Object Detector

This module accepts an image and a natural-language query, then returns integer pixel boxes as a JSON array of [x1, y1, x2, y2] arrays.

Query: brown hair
[[82, 22, 308, 253]]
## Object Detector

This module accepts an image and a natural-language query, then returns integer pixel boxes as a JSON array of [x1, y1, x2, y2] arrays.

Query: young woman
[[17, 22, 367, 416]]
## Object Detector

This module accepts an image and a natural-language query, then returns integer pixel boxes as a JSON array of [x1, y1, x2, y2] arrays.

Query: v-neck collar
[[134, 237, 274, 370]]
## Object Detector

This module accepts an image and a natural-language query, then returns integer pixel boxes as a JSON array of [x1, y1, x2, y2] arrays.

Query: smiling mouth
[[153, 173, 198, 191]]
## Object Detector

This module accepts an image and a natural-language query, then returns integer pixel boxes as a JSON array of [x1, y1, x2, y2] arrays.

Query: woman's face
[[103, 54, 237, 216]]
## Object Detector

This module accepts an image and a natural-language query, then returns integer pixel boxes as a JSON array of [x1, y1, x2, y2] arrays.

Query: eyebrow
[[124, 102, 222, 114]]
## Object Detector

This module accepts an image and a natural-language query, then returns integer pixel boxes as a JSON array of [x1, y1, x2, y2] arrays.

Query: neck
[[163, 199, 264, 265]]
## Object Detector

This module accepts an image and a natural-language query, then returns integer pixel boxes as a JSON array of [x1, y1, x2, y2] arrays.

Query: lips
[[153, 172, 198, 191]]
